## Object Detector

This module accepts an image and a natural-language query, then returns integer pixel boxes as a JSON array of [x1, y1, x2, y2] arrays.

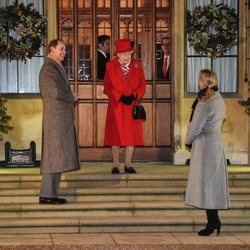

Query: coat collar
[[113, 57, 138, 81], [46, 57, 70, 87]]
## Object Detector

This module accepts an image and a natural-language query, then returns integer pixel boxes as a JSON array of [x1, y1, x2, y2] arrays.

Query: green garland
[[186, 3, 238, 58], [0, 2, 47, 62], [0, 95, 13, 139]]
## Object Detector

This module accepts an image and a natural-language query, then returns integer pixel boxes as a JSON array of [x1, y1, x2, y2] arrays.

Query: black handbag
[[132, 104, 146, 121]]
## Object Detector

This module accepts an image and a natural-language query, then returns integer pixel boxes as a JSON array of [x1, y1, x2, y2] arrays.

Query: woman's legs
[[125, 146, 134, 167], [111, 146, 120, 173], [206, 209, 221, 226], [198, 209, 221, 236], [111, 145, 136, 173], [124, 146, 136, 173], [112, 146, 120, 168]]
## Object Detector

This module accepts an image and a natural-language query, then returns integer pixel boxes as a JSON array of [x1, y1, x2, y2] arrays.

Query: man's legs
[[40, 173, 61, 198], [39, 173, 66, 204]]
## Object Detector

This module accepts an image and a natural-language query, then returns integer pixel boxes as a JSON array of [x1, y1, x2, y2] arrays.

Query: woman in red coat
[[104, 38, 146, 174]]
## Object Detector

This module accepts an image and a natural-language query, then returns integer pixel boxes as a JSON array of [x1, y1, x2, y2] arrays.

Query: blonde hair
[[199, 69, 218, 99]]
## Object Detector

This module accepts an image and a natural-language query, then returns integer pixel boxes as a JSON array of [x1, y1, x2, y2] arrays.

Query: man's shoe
[[124, 166, 137, 174], [39, 197, 67, 205], [111, 167, 120, 174]]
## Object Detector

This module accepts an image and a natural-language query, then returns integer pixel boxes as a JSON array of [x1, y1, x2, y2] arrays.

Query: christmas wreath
[[0, 2, 47, 62], [186, 3, 238, 58]]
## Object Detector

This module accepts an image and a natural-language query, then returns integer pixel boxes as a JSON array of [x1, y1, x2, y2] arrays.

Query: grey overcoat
[[185, 92, 230, 209], [39, 58, 80, 174]]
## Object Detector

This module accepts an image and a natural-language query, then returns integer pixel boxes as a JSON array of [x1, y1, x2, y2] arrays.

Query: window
[[58, 0, 172, 82], [0, 0, 45, 94], [186, 0, 239, 93]]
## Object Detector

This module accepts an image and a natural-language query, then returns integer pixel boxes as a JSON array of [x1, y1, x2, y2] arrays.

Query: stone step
[[0, 186, 250, 204], [0, 200, 249, 219], [0, 166, 249, 234], [0, 215, 249, 234], [0, 186, 249, 204], [0, 173, 250, 189]]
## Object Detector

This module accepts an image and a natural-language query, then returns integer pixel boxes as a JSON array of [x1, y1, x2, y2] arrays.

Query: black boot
[[198, 209, 221, 236]]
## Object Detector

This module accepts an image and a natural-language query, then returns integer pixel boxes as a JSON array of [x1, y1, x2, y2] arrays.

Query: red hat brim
[[114, 48, 136, 54]]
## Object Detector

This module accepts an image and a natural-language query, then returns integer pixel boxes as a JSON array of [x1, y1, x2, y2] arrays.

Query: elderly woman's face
[[117, 51, 133, 65]]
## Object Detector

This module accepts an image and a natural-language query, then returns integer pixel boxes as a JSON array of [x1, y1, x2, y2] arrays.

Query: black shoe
[[198, 223, 221, 236], [124, 166, 137, 174], [111, 167, 120, 174], [39, 197, 67, 205]]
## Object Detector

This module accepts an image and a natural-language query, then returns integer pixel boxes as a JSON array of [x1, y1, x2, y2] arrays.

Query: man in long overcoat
[[39, 39, 80, 205]]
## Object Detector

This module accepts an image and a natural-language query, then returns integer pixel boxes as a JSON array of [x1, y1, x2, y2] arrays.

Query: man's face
[[99, 39, 110, 55], [50, 41, 67, 62], [161, 38, 170, 54]]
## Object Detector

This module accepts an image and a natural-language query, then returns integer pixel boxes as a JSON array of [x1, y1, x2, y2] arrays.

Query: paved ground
[[0, 233, 250, 249]]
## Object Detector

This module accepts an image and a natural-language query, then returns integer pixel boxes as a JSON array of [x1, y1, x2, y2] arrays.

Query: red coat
[[104, 58, 146, 146]]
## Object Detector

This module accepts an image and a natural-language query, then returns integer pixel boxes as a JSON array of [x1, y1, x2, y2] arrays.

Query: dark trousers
[[40, 173, 61, 198]]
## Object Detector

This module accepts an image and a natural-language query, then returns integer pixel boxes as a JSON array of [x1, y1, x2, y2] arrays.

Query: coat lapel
[[47, 58, 71, 88], [127, 60, 137, 81]]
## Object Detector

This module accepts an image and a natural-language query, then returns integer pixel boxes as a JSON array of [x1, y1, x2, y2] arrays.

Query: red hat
[[114, 38, 135, 54]]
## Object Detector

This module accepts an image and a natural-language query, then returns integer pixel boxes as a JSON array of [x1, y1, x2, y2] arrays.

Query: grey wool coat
[[185, 92, 230, 210], [39, 58, 80, 174]]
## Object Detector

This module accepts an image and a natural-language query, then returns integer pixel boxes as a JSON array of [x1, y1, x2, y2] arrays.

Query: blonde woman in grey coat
[[185, 69, 230, 236]]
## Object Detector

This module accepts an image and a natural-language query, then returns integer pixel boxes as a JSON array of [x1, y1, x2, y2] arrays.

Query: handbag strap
[[134, 100, 142, 105]]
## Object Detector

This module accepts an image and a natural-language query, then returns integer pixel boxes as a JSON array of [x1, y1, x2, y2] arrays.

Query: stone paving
[[0, 233, 250, 249]]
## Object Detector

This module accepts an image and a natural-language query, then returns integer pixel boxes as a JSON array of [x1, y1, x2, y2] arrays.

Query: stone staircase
[[0, 166, 250, 234]]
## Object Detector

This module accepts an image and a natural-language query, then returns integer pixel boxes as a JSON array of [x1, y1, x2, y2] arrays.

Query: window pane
[[78, 18, 92, 81], [19, 55, 44, 93], [59, 2, 74, 81], [97, 7, 111, 81], [187, 0, 210, 10], [64, 45, 74, 80], [213, 0, 237, 11], [156, 9, 171, 81], [60, 0, 73, 9], [119, 0, 133, 38], [214, 58, 237, 92], [120, 0, 132, 8], [97, 18, 111, 36], [156, 0, 170, 8], [119, 15, 133, 39], [137, 1, 153, 80], [0, 0, 45, 93], [186, 0, 238, 93], [187, 57, 211, 92], [78, 0, 91, 8], [0, 61, 18, 93], [97, 0, 110, 8]]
